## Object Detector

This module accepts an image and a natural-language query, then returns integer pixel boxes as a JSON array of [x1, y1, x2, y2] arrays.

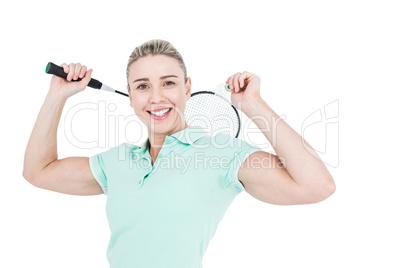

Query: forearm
[[243, 99, 333, 187], [23, 92, 67, 179]]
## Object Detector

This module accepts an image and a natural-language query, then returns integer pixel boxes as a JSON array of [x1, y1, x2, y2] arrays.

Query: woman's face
[[127, 55, 191, 137]]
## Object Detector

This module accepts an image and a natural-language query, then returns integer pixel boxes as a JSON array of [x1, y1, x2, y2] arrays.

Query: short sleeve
[[89, 153, 108, 195], [226, 140, 263, 193]]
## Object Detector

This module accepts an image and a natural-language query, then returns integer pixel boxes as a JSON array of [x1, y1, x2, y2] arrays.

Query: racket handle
[[45, 62, 102, 89]]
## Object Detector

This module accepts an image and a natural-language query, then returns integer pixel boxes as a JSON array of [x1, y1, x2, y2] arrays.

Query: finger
[[240, 72, 255, 88], [60, 63, 69, 74], [67, 63, 75, 81], [233, 72, 242, 92], [74, 63, 82, 80], [239, 72, 250, 88], [79, 65, 87, 78], [227, 75, 235, 92], [80, 69, 93, 86], [239, 72, 246, 88]]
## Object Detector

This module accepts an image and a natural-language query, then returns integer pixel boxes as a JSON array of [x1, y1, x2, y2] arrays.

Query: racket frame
[[187, 90, 241, 138]]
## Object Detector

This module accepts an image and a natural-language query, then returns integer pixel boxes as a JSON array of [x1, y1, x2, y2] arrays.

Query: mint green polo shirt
[[89, 125, 262, 268]]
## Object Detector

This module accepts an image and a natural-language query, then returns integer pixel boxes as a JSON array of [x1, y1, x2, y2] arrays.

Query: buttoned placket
[[130, 136, 178, 188]]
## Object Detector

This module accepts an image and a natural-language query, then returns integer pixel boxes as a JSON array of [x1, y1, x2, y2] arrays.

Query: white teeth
[[150, 108, 171, 116]]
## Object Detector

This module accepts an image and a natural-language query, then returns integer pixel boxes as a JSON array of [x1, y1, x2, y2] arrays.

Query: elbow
[[304, 176, 336, 204], [22, 166, 30, 181], [318, 176, 336, 202], [320, 178, 336, 201], [22, 168, 39, 187], [23, 158, 34, 184], [22, 169, 33, 184]]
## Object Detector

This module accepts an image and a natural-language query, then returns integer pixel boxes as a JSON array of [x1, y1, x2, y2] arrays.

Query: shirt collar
[[169, 125, 208, 145], [131, 125, 208, 157]]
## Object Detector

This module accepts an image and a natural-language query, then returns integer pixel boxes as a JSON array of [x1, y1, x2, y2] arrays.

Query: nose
[[150, 88, 166, 103]]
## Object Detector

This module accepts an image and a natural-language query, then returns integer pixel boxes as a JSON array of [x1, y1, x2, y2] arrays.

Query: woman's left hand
[[226, 71, 262, 111]]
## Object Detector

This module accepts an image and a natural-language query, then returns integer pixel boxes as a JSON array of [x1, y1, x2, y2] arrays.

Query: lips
[[149, 108, 171, 115], [146, 107, 173, 120], [147, 107, 172, 113]]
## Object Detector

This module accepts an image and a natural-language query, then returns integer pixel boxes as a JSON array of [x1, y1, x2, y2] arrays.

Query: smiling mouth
[[147, 108, 172, 117]]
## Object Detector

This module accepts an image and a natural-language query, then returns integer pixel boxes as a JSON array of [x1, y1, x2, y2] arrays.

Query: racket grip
[[45, 62, 102, 89]]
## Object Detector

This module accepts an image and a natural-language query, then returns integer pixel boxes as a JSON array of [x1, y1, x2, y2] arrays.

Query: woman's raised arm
[[23, 63, 103, 196], [227, 72, 335, 205]]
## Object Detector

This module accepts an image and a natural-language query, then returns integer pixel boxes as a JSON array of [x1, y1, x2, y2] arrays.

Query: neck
[[147, 122, 189, 159]]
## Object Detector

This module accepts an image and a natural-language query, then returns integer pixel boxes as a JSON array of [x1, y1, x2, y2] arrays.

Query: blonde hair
[[126, 39, 188, 83]]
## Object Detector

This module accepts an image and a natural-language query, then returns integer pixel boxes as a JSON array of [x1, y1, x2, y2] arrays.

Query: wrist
[[241, 98, 269, 116], [46, 90, 69, 105]]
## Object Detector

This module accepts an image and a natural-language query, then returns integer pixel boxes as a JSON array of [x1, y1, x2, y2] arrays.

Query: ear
[[127, 85, 134, 108], [185, 77, 192, 101]]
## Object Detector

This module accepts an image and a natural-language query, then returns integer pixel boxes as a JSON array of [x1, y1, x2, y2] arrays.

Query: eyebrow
[[132, 75, 179, 83]]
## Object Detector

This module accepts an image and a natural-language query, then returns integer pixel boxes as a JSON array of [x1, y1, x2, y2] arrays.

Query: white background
[[1, 0, 401, 267]]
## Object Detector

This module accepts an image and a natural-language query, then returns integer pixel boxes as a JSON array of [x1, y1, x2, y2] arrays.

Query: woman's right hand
[[49, 62, 93, 99]]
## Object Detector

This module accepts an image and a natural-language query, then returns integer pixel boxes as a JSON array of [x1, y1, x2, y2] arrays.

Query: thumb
[[79, 69, 93, 88]]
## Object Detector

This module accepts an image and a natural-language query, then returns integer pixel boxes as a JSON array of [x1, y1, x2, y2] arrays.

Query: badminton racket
[[45, 62, 240, 138]]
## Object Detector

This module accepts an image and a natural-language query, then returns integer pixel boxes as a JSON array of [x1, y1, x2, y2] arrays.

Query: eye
[[137, 84, 148, 90], [164, 81, 175, 86]]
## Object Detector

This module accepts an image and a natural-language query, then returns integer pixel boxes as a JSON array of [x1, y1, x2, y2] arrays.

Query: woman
[[23, 39, 335, 267]]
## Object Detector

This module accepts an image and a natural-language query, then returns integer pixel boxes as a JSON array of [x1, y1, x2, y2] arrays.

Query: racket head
[[184, 91, 241, 138]]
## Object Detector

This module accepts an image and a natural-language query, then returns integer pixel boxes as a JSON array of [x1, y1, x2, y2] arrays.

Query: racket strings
[[184, 92, 240, 137]]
